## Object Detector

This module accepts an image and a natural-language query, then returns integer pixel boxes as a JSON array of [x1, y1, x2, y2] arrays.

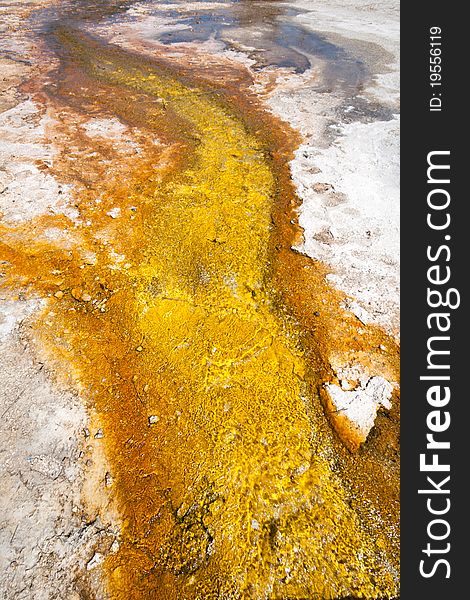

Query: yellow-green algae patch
[[0, 29, 399, 599]]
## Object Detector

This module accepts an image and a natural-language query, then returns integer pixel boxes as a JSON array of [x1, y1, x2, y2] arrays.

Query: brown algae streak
[[1, 28, 399, 599]]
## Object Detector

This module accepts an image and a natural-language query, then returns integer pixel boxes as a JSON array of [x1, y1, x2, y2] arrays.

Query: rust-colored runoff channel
[[0, 25, 399, 600]]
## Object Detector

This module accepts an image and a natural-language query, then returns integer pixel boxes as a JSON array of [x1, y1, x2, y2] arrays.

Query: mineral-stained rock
[[324, 376, 393, 451]]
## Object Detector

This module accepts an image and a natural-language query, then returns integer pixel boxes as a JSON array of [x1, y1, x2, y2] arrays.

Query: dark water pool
[[30, 0, 368, 94], [141, 0, 367, 91]]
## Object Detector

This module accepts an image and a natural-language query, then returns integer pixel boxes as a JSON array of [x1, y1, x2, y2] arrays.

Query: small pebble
[[107, 207, 121, 219], [71, 288, 83, 301], [94, 428, 104, 439], [136, 345, 143, 352], [54, 291, 64, 299], [148, 415, 159, 425]]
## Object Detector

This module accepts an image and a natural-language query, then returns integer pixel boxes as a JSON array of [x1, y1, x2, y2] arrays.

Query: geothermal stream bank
[[0, 1, 399, 599]]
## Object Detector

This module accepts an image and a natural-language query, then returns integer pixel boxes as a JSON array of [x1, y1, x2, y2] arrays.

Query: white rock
[[106, 207, 121, 219], [324, 376, 393, 450]]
